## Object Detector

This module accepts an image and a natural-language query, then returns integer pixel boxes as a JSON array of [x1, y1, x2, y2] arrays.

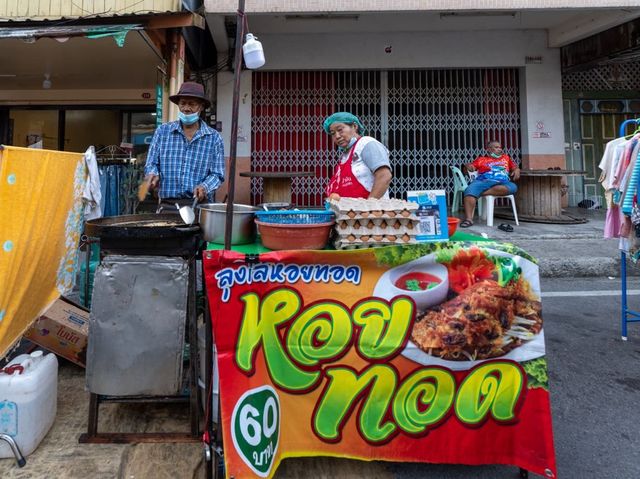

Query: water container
[[0, 351, 58, 458], [242, 33, 265, 69]]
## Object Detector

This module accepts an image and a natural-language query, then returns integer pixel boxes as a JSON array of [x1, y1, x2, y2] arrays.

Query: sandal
[[498, 223, 514, 232], [460, 219, 473, 228]]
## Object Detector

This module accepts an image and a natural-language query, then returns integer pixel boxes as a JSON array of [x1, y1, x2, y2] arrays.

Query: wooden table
[[513, 169, 587, 224], [239, 170, 313, 203]]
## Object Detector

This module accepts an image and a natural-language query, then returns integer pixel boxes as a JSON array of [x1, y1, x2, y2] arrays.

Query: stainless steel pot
[[198, 203, 258, 244]]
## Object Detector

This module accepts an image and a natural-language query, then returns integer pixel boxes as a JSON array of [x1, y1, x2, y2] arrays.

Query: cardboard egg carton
[[334, 234, 418, 250], [335, 218, 418, 233], [328, 198, 418, 221], [336, 227, 418, 240]]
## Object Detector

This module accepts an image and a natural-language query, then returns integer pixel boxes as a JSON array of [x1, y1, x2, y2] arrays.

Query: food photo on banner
[[203, 241, 557, 479]]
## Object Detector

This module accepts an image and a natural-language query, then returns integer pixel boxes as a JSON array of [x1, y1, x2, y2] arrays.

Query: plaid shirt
[[144, 120, 225, 200]]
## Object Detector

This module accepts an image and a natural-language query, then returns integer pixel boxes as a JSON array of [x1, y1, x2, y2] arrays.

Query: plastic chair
[[450, 166, 483, 216], [480, 194, 519, 227]]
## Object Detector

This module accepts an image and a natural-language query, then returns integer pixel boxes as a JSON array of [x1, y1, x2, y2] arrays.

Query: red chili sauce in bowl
[[394, 272, 441, 291]]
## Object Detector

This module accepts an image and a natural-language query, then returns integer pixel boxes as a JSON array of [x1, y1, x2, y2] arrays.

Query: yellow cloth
[[0, 146, 85, 358]]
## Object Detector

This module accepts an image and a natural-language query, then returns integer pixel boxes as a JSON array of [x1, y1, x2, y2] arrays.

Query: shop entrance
[[251, 68, 521, 206]]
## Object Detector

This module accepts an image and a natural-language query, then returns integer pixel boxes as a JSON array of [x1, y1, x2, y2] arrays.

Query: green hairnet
[[323, 112, 366, 136]]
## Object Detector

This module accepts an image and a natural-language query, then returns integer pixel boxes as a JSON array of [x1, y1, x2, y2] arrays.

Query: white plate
[[373, 247, 545, 370]]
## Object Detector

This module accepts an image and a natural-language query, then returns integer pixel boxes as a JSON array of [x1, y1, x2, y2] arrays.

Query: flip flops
[[460, 220, 473, 228], [498, 223, 514, 232]]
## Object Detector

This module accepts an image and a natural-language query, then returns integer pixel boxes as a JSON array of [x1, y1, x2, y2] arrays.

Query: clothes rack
[[95, 145, 144, 216], [619, 118, 640, 340]]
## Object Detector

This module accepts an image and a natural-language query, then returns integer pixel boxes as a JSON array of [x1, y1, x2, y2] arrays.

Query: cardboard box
[[24, 297, 89, 367]]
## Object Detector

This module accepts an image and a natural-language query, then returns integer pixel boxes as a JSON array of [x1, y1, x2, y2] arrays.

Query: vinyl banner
[[203, 242, 556, 479]]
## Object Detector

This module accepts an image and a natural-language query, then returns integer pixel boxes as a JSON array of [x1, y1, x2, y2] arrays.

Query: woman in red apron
[[323, 112, 392, 199]]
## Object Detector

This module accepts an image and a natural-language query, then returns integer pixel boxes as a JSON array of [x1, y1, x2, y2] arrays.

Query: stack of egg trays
[[327, 198, 420, 249]]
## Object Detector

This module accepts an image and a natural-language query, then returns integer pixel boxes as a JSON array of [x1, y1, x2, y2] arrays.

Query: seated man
[[460, 141, 520, 228]]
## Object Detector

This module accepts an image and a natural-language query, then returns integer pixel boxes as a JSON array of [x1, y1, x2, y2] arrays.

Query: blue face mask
[[339, 136, 358, 152], [489, 152, 502, 159], [178, 111, 200, 126]]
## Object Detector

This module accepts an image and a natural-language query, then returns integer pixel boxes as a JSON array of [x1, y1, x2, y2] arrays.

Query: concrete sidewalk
[[458, 206, 626, 277]]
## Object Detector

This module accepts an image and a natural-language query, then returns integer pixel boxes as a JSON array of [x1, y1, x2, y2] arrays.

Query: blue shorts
[[464, 179, 517, 198]]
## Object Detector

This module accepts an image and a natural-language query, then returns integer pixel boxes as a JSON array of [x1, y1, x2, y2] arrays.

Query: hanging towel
[[0, 146, 85, 358], [82, 146, 103, 221]]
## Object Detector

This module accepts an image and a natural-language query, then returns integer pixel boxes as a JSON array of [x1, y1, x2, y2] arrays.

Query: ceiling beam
[[549, 9, 640, 47], [146, 12, 205, 30]]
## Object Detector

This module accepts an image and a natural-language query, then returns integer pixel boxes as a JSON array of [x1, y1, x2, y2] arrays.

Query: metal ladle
[[176, 197, 198, 225]]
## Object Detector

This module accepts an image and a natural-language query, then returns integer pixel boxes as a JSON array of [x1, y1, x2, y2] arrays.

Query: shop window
[[65, 110, 120, 153], [9, 110, 58, 149]]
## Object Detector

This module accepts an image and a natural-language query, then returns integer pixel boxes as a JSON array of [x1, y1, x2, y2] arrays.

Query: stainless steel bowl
[[198, 203, 258, 244]]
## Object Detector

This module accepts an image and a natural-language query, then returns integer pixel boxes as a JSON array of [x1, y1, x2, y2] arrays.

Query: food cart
[[201, 222, 556, 479]]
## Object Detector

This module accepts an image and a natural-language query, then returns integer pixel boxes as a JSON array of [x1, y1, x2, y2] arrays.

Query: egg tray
[[328, 197, 418, 216], [335, 225, 418, 237], [335, 217, 418, 231], [334, 236, 418, 250], [335, 212, 419, 223]]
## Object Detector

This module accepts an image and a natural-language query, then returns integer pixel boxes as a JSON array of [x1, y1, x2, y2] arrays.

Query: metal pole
[[224, 0, 246, 250]]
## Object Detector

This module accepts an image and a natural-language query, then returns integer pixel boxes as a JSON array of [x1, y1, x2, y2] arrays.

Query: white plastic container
[[0, 351, 58, 458], [242, 33, 265, 69]]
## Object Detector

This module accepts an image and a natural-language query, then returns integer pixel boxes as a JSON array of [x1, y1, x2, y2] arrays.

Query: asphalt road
[[383, 276, 640, 479]]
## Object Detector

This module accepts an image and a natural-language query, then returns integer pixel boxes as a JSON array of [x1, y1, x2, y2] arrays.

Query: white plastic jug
[[0, 351, 58, 458], [242, 33, 265, 69]]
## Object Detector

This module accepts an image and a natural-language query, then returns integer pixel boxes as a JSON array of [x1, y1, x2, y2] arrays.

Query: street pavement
[[459, 206, 625, 278]]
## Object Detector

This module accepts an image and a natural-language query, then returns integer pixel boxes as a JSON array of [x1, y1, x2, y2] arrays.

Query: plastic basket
[[254, 209, 335, 225]]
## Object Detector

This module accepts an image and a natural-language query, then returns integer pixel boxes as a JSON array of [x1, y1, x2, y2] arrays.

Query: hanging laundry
[[0, 146, 85, 357]]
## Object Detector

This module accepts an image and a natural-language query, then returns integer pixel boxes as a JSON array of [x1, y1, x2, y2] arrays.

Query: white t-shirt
[[338, 136, 391, 198], [599, 137, 628, 190]]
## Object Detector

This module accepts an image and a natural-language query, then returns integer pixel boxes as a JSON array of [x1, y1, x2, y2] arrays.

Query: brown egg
[[360, 211, 369, 218], [329, 193, 341, 201], [372, 210, 383, 217], [360, 235, 370, 242], [353, 220, 361, 229], [347, 210, 356, 218], [347, 234, 356, 241], [401, 234, 410, 242], [386, 235, 397, 241], [401, 209, 411, 217], [387, 211, 396, 217], [373, 235, 383, 241], [379, 221, 388, 229], [406, 222, 414, 230], [339, 222, 348, 229], [393, 221, 401, 230], [366, 220, 375, 229]]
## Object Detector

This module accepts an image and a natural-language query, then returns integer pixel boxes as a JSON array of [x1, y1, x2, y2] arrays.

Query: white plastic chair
[[480, 194, 519, 227], [454, 166, 518, 227]]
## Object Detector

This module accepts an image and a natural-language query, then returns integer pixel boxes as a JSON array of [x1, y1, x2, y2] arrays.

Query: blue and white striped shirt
[[144, 120, 225, 200]]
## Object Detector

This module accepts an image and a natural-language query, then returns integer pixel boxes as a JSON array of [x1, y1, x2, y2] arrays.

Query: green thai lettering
[[236, 290, 319, 391], [393, 369, 456, 434], [352, 298, 414, 360], [455, 362, 523, 424], [286, 302, 352, 366], [314, 366, 397, 443]]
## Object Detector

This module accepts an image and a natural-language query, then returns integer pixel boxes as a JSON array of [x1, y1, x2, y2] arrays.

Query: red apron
[[325, 138, 371, 198]]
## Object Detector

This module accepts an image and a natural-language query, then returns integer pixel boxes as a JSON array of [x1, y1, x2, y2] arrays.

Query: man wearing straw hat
[[144, 81, 225, 212]]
